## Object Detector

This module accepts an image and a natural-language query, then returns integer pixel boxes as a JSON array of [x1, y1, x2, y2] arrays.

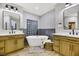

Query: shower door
[[27, 19, 38, 35]]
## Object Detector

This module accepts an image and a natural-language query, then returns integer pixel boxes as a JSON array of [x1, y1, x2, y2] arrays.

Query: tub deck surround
[[53, 33, 79, 56], [0, 33, 25, 55]]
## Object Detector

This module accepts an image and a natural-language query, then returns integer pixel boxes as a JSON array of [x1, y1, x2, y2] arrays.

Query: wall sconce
[[65, 3, 73, 7], [58, 23, 62, 27], [58, 23, 62, 25]]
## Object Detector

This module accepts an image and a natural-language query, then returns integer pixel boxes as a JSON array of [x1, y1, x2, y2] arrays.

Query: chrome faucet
[[69, 29, 75, 35], [72, 29, 75, 35], [11, 26, 14, 34]]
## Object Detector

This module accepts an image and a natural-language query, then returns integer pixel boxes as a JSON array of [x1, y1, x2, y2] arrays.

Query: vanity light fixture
[[11, 6, 14, 9], [15, 7, 18, 11], [5, 4, 8, 8], [5, 4, 18, 11]]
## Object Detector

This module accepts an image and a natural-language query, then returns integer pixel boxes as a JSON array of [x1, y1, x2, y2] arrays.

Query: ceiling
[[16, 3, 56, 16]]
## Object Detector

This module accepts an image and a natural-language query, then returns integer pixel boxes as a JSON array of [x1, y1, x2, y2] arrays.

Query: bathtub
[[26, 35, 48, 47]]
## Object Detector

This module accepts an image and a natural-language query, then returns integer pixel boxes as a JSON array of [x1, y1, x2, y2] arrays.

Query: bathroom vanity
[[0, 34, 24, 55], [0, 4, 25, 55], [53, 34, 79, 56]]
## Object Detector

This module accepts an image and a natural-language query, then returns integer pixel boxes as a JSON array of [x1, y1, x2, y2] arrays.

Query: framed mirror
[[2, 11, 20, 30], [63, 4, 79, 30]]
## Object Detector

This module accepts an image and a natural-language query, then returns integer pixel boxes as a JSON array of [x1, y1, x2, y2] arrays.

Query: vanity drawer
[[60, 38, 70, 42], [0, 40, 4, 48], [67, 37, 75, 40], [14, 35, 25, 39], [67, 37, 79, 44], [0, 48, 4, 55], [0, 36, 9, 40], [54, 35, 66, 40], [8, 36, 15, 38]]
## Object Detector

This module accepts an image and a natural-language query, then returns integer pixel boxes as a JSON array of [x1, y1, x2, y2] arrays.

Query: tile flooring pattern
[[7, 47, 60, 56]]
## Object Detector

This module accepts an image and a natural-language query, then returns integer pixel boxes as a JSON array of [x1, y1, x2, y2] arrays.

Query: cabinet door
[[53, 39, 60, 46], [60, 40, 70, 56], [53, 39, 60, 52], [0, 48, 5, 55], [5, 39, 15, 53], [71, 43, 79, 56], [0, 40, 4, 48], [53, 45, 60, 53], [16, 38, 24, 49]]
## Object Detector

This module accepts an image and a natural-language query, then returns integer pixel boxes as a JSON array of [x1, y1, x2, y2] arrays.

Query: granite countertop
[[0, 30, 24, 36], [0, 33, 24, 36], [54, 33, 79, 38]]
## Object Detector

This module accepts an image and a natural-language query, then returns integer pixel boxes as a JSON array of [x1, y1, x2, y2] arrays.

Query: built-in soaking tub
[[26, 35, 49, 47]]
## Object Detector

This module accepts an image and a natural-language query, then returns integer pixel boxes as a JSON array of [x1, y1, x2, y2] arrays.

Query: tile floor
[[7, 46, 61, 56]]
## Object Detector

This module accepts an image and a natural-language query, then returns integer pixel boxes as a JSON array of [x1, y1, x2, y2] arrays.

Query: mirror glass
[[3, 11, 20, 30], [63, 4, 79, 29]]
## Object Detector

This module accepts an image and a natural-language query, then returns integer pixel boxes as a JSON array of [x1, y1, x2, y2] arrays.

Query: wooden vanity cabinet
[[0, 48, 4, 55], [0, 41, 4, 48], [0, 36, 8, 55], [0, 40, 5, 55], [67, 37, 79, 56], [53, 35, 79, 56], [71, 43, 79, 56], [60, 39, 70, 56], [69, 38, 79, 56], [53, 35, 60, 53], [15, 35, 24, 50], [5, 39, 16, 53], [0, 34, 24, 55], [5, 35, 24, 54]]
